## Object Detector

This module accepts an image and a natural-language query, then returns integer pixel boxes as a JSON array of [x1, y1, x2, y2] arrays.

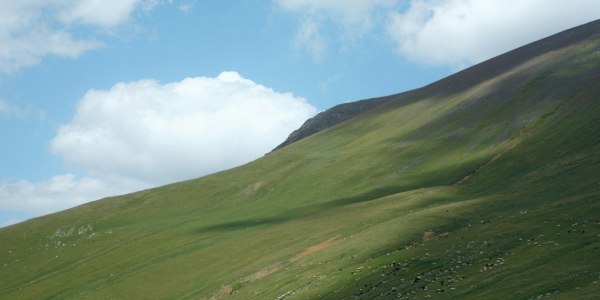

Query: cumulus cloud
[[276, 0, 600, 67], [0, 0, 155, 74], [51, 71, 316, 185], [1, 72, 315, 221], [387, 0, 600, 68]]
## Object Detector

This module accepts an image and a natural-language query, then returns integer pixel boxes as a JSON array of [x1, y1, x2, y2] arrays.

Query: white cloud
[[0, 98, 12, 115], [0, 0, 154, 74], [0, 97, 48, 122], [294, 18, 328, 62], [1, 72, 316, 220], [0, 174, 141, 217], [51, 72, 316, 185], [176, 0, 197, 13], [276, 0, 397, 25], [58, 0, 141, 27], [320, 72, 343, 91], [276, 0, 400, 59], [387, 0, 600, 68], [276, 0, 600, 67], [0, 98, 25, 118]]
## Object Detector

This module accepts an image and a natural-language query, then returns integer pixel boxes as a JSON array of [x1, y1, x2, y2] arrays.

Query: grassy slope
[[1, 23, 599, 299]]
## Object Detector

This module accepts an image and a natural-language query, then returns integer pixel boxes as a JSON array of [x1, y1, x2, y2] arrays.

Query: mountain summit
[[1, 20, 599, 299]]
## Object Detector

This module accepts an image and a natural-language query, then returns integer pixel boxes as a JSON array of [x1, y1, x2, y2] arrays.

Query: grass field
[[0, 21, 599, 299]]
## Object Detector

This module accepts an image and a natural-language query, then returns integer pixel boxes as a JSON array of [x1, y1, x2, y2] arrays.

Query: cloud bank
[[388, 0, 600, 68], [51, 72, 316, 184], [277, 0, 600, 68], [276, 0, 399, 61], [0, 0, 154, 74], [1, 72, 316, 222]]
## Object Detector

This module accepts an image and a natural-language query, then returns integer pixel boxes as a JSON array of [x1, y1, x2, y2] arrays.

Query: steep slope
[[273, 96, 392, 151], [276, 15, 600, 151], [1, 20, 599, 299]]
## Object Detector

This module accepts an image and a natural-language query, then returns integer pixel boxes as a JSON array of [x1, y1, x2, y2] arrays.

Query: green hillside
[[1, 21, 599, 299]]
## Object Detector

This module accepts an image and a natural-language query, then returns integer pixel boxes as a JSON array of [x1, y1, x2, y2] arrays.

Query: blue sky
[[1, 0, 599, 227]]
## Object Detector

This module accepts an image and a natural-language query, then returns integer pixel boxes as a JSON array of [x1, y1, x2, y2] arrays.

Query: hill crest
[[274, 19, 600, 151]]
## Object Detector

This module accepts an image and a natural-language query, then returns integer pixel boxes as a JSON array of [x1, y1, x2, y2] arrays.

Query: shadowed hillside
[[1, 20, 599, 299]]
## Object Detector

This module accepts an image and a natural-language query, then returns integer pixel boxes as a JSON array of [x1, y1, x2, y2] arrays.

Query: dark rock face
[[272, 96, 392, 151]]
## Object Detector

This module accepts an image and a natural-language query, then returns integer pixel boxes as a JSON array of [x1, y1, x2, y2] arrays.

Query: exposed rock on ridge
[[273, 19, 600, 152], [272, 96, 392, 151]]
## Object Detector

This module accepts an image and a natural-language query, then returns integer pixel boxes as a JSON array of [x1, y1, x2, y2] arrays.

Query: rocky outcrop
[[273, 19, 600, 152], [272, 96, 392, 151]]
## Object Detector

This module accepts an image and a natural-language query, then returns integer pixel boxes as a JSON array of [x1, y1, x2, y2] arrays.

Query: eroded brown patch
[[289, 235, 340, 263], [208, 284, 233, 300], [206, 236, 340, 299], [207, 264, 282, 299], [245, 182, 265, 195], [423, 230, 449, 241], [243, 263, 282, 282]]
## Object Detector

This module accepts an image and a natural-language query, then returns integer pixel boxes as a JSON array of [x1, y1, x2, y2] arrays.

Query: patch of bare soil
[[290, 235, 340, 263], [207, 236, 340, 299], [208, 285, 233, 300], [243, 263, 282, 282], [245, 182, 265, 195], [423, 230, 449, 241]]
